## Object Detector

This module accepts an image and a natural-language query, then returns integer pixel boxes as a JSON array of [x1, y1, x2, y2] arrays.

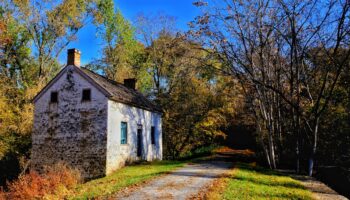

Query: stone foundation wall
[[31, 66, 108, 180]]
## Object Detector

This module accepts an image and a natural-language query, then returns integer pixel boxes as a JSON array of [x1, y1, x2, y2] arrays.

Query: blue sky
[[62, 0, 201, 65]]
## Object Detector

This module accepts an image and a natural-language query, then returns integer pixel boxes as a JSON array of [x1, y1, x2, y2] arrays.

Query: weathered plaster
[[106, 100, 162, 174]]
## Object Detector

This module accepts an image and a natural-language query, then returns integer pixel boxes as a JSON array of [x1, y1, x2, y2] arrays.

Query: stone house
[[31, 49, 162, 180]]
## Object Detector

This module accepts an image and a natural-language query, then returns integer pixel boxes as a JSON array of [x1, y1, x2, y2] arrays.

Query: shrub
[[0, 162, 81, 199], [0, 190, 5, 200]]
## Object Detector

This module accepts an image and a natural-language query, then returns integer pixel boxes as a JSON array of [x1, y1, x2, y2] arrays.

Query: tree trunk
[[308, 117, 319, 176], [264, 144, 272, 169], [268, 131, 277, 169], [308, 153, 314, 176], [296, 139, 300, 174]]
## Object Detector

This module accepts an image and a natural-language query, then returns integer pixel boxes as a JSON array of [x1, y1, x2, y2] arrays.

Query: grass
[[206, 163, 314, 200], [62, 147, 314, 200], [179, 144, 220, 159], [69, 160, 185, 199]]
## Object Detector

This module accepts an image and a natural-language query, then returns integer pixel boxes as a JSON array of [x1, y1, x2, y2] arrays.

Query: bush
[[0, 163, 81, 199]]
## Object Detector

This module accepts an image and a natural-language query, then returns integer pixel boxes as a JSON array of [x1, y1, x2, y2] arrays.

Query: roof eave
[[73, 66, 111, 97], [108, 97, 163, 114], [32, 66, 69, 103]]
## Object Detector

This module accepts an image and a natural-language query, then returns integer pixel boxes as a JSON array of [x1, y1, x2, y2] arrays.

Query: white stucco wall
[[106, 100, 162, 174], [32, 65, 108, 179]]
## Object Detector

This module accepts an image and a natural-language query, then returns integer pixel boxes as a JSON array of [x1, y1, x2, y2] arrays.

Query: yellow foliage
[[0, 76, 44, 158]]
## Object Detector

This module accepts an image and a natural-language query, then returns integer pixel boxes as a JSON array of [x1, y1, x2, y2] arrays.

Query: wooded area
[[0, 0, 349, 187]]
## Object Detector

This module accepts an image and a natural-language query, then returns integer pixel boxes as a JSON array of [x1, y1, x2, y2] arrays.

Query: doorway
[[137, 126, 142, 157]]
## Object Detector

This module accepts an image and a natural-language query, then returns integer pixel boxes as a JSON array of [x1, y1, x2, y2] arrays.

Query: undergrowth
[[0, 163, 80, 199]]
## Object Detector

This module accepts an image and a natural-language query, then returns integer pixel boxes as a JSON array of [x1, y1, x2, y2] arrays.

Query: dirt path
[[290, 174, 348, 200], [277, 169, 348, 200], [113, 161, 233, 200]]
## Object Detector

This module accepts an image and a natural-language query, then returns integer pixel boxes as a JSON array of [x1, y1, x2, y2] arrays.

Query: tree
[[93, 0, 141, 82], [0, 0, 105, 185], [3, 0, 97, 82], [134, 13, 177, 96], [139, 29, 239, 158], [191, 0, 350, 174]]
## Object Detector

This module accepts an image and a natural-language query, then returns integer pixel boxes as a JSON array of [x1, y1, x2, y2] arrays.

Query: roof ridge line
[[80, 67, 123, 86], [80, 67, 148, 97]]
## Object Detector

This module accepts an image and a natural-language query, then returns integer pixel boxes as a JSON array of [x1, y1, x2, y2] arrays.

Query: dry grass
[[204, 167, 237, 200], [0, 163, 80, 200]]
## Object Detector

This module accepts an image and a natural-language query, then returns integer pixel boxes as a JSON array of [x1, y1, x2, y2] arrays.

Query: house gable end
[[31, 64, 109, 180], [33, 65, 111, 103]]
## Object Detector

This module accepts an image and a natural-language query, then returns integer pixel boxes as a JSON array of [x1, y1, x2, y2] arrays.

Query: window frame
[[82, 88, 91, 102], [50, 91, 58, 103], [120, 121, 128, 145]]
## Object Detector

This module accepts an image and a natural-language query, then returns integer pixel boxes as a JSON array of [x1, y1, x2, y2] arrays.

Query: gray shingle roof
[[80, 67, 162, 113]]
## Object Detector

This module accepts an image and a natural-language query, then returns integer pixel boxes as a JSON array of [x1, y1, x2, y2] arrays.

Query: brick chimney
[[124, 78, 136, 89], [67, 48, 81, 67]]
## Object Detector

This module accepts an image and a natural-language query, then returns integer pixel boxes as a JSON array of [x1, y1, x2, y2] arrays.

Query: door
[[137, 128, 142, 157]]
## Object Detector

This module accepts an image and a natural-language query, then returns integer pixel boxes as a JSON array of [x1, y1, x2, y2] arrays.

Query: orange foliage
[[0, 163, 80, 200], [0, 191, 5, 200], [214, 147, 255, 156]]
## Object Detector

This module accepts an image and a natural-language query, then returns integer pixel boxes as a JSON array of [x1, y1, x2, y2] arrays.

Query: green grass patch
[[70, 160, 185, 199], [179, 144, 220, 160], [216, 163, 313, 200]]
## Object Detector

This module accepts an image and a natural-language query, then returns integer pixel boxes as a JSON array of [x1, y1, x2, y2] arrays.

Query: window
[[121, 122, 128, 144], [50, 91, 58, 103], [82, 89, 91, 101], [151, 126, 155, 145]]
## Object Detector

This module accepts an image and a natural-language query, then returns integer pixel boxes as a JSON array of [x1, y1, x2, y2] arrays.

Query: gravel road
[[113, 161, 233, 200]]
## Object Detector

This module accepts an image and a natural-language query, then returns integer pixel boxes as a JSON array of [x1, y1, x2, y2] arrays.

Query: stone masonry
[[31, 66, 108, 179]]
